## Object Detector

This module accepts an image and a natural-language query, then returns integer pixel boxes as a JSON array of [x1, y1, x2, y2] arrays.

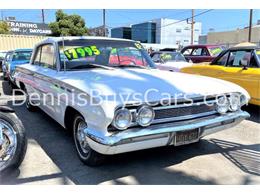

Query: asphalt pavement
[[0, 74, 259, 185]]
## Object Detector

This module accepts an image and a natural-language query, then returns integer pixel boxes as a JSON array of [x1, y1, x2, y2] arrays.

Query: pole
[[41, 9, 45, 24], [103, 9, 106, 37], [248, 9, 253, 42], [191, 9, 194, 45]]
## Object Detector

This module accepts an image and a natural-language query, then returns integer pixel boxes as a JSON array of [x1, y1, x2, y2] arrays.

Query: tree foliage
[[0, 21, 10, 34], [48, 10, 89, 36]]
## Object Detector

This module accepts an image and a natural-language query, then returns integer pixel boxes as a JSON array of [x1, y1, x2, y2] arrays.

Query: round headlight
[[137, 105, 155, 127], [216, 96, 229, 114], [229, 94, 241, 111], [112, 108, 132, 130]]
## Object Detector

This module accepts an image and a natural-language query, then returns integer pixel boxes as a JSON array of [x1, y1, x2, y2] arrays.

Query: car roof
[[43, 36, 135, 43], [183, 44, 222, 48], [13, 48, 33, 52], [152, 51, 180, 54]]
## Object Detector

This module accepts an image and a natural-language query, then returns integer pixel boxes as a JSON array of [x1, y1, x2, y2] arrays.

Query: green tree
[[0, 21, 10, 34], [49, 10, 89, 36]]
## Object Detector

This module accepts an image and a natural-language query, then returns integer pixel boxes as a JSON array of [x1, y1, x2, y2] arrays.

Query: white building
[[152, 18, 202, 47]]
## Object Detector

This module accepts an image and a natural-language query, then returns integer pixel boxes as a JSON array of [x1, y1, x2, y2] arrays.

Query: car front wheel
[[73, 114, 105, 166]]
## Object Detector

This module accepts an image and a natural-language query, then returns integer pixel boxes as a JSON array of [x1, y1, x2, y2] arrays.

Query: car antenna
[[62, 35, 66, 72]]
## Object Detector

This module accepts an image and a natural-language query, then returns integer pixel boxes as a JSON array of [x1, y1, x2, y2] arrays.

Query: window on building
[[184, 27, 190, 30], [176, 29, 182, 33], [195, 29, 200, 32]]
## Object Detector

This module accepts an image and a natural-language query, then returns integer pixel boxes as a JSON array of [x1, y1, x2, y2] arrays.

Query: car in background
[[0, 51, 7, 72], [2, 50, 13, 80], [5, 49, 32, 84], [181, 44, 224, 63], [151, 51, 192, 72], [181, 44, 260, 106]]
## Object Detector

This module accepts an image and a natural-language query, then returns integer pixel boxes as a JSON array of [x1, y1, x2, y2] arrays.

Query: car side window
[[227, 50, 251, 67], [191, 48, 207, 56], [182, 48, 192, 55], [152, 53, 161, 62], [33, 44, 55, 69], [214, 51, 229, 66], [33, 47, 42, 65]]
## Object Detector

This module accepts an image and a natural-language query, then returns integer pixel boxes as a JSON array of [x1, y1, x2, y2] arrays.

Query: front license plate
[[175, 129, 199, 146]]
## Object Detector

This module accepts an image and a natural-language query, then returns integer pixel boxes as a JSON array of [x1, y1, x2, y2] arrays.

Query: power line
[[108, 9, 213, 31]]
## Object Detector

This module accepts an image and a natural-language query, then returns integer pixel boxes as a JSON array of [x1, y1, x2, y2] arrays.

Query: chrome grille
[[154, 103, 217, 120]]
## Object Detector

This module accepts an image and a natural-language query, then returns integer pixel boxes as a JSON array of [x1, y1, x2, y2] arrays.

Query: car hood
[[57, 68, 249, 105]]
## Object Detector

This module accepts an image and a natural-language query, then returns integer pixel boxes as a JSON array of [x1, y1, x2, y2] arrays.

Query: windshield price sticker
[[211, 48, 222, 55], [256, 50, 260, 55], [64, 45, 101, 60], [135, 43, 143, 50]]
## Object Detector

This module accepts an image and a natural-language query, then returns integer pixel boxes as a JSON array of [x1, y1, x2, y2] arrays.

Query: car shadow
[[243, 104, 260, 123], [1, 102, 259, 185]]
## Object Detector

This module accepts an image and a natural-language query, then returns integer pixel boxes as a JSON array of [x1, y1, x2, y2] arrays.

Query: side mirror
[[240, 59, 248, 70]]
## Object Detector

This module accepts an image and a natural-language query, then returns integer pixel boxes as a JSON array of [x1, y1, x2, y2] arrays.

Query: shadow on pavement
[[243, 104, 260, 123]]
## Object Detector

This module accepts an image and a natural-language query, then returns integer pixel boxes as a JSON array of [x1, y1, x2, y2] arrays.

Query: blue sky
[[1, 9, 260, 34]]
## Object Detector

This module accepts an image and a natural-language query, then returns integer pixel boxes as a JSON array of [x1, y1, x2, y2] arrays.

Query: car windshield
[[160, 52, 186, 62], [12, 51, 32, 62], [208, 47, 223, 57], [58, 39, 155, 70], [256, 49, 260, 60]]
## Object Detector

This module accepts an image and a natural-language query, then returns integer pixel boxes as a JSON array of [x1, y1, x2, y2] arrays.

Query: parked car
[[181, 44, 224, 63], [14, 37, 250, 166], [0, 51, 7, 72], [5, 49, 32, 85], [0, 105, 27, 175], [2, 50, 13, 80], [181, 44, 260, 106], [151, 51, 192, 72]]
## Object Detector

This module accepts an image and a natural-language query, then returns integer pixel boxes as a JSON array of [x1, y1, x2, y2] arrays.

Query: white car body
[[155, 61, 192, 72], [14, 37, 250, 156]]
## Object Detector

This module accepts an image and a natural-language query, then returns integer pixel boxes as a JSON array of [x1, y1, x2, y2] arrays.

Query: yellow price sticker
[[135, 43, 143, 50], [256, 50, 260, 55], [64, 45, 101, 60]]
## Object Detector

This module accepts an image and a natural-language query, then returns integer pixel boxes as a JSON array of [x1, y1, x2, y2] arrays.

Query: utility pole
[[191, 9, 194, 45], [248, 9, 253, 42], [103, 9, 106, 37], [41, 9, 45, 24]]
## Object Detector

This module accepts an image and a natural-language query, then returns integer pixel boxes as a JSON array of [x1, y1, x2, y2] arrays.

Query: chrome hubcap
[[76, 120, 89, 154], [0, 119, 17, 172]]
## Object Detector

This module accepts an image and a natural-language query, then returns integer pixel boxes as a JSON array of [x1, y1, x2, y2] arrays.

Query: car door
[[31, 44, 58, 118], [189, 47, 212, 63], [218, 49, 260, 104], [182, 51, 228, 78]]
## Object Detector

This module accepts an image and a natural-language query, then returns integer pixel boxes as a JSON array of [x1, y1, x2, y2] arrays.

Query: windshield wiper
[[68, 63, 114, 70]]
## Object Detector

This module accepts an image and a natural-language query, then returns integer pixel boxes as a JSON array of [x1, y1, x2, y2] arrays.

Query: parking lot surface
[[0, 74, 259, 185]]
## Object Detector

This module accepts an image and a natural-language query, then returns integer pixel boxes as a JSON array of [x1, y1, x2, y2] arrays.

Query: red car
[[181, 44, 225, 63]]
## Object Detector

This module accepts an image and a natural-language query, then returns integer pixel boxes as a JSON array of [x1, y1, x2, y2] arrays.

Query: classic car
[[181, 44, 224, 63], [181, 44, 260, 106], [14, 37, 250, 166], [4, 49, 32, 84], [151, 51, 192, 72]]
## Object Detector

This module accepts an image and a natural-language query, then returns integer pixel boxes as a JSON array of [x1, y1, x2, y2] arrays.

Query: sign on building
[[6, 21, 52, 36]]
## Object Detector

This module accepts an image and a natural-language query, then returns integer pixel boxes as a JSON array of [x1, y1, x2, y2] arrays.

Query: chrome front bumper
[[84, 111, 250, 155]]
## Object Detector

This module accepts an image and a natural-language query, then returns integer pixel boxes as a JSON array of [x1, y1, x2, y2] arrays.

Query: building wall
[[131, 22, 156, 43], [0, 34, 46, 50], [152, 18, 202, 46], [207, 26, 260, 46]]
